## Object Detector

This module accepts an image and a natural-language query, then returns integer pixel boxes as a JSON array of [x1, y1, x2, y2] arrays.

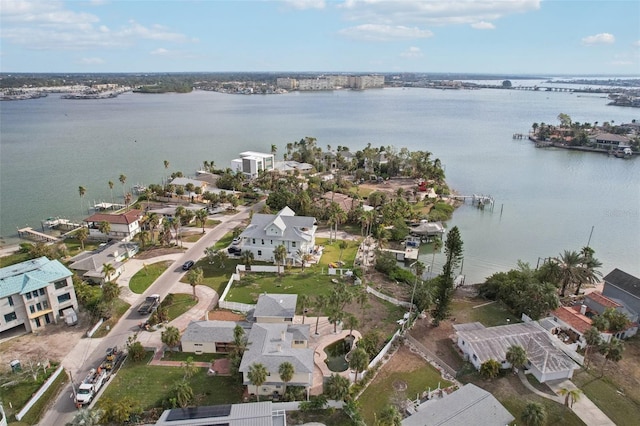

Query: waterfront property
[[231, 151, 275, 179], [83, 209, 143, 242], [454, 321, 578, 383], [238, 206, 317, 264], [602, 269, 640, 322], [68, 241, 139, 285], [0, 256, 78, 335]]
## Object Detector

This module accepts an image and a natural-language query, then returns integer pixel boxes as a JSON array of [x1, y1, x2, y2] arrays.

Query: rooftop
[[0, 256, 72, 298], [254, 293, 297, 319], [84, 209, 142, 225], [586, 291, 622, 309], [604, 269, 640, 299], [551, 306, 592, 334]]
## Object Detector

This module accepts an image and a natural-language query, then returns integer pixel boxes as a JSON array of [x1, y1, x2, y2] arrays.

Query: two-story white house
[[83, 210, 143, 242], [0, 257, 78, 335], [231, 151, 275, 179], [238, 206, 316, 264]]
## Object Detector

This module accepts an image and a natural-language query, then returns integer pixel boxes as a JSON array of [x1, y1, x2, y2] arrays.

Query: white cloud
[[151, 48, 170, 56], [471, 21, 495, 30], [0, 0, 190, 50], [77, 57, 105, 65], [339, 24, 433, 41], [610, 60, 632, 66], [283, 0, 326, 10], [633, 40, 640, 47], [338, 0, 540, 26], [400, 46, 423, 58], [581, 33, 615, 46]]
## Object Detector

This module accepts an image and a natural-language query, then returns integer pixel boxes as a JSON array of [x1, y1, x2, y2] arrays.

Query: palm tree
[[345, 313, 359, 337], [241, 250, 254, 271], [274, 244, 287, 275], [108, 180, 115, 204], [349, 347, 368, 382], [376, 405, 402, 426], [119, 174, 127, 199], [195, 209, 208, 234], [137, 230, 149, 248], [325, 373, 350, 401], [70, 407, 104, 426], [558, 387, 582, 408], [173, 380, 193, 408], [102, 281, 120, 304], [575, 247, 602, 295], [247, 363, 268, 401], [338, 240, 348, 263], [313, 295, 327, 335], [182, 356, 198, 380], [147, 212, 159, 243], [186, 267, 203, 300], [299, 294, 310, 324], [271, 144, 277, 156], [161, 326, 181, 352], [583, 326, 602, 370], [78, 186, 86, 214], [102, 263, 116, 283], [480, 359, 500, 379], [555, 250, 588, 297], [278, 362, 295, 392], [505, 344, 527, 372], [521, 402, 546, 426], [98, 221, 110, 239], [357, 290, 369, 323], [76, 227, 88, 250]]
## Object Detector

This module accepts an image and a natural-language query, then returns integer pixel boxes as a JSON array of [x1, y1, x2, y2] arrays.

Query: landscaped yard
[[129, 261, 172, 294], [99, 352, 243, 411], [92, 299, 131, 338], [358, 344, 453, 425], [450, 298, 520, 327], [225, 270, 336, 304], [163, 293, 198, 321]]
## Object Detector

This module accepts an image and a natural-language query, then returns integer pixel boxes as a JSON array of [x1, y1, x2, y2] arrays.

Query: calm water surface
[[1, 88, 638, 282]]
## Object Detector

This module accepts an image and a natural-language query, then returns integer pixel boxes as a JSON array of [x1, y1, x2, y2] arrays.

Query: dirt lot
[[135, 246, 184, 260], [0, 310, 92, 374], [207, 309, 246, 322], [359, 177, 420, 196]]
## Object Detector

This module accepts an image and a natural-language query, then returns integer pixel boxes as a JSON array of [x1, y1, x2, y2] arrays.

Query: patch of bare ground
[[380, 344, 429, 375], [207, 309, 246, 322], [135, 246, 184, 260], [585, 335, 640, 403], [0, 310, 92, 373]]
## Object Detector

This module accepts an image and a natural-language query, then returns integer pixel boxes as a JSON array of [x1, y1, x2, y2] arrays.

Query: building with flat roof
[[231, 151, 275, 179], [0, 257, 78, 335], [155, 401, 285, 426]]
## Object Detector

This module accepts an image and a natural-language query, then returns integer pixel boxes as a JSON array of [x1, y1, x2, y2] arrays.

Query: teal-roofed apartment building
[[0, 257, 78, 336]]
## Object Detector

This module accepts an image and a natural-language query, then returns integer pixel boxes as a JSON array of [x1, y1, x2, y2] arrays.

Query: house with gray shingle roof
[[402, 383, 514, 426], [602, 269, 640, 323], [181, 320, 250, 354], [239, 322, 314, 398], [0, 257, 78, 334], [238, 207, 316, 264], [254, 293, 297, 323], [68, 241, 138, 284], [454, 322, 578, 383], [155, 401, 284, 426]]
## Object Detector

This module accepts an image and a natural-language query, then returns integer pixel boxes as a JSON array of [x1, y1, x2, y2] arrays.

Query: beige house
[[181, 320, 241, 354], [84, 210, 143, 242]]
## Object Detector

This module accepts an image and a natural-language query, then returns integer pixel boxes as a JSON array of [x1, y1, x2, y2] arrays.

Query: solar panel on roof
[[165, 404, 232, 421]]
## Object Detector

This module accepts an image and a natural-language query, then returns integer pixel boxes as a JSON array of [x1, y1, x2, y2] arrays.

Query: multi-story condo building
[[231, 151, 275, 179], [0, 257, 78, 334]]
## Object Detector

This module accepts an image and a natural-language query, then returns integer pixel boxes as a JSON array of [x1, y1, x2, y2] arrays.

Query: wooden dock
[[17, 227, 60, 243]]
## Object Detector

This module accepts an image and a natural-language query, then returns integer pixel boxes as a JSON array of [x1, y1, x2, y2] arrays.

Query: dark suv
[[182, 260, 195, 270], [227, 246, 242, 255]]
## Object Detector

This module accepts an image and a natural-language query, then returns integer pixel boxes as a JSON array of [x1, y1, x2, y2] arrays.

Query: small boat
[[132, 184, 147, 194]]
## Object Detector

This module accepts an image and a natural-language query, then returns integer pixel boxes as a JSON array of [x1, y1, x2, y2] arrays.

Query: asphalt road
[[38, 204, 257, 425]]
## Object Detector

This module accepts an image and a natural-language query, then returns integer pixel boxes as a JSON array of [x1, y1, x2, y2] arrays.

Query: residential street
[[37, 204, 256, 426]]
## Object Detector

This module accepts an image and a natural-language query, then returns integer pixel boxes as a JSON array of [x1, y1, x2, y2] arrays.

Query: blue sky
[[1, 0, 639, 75]]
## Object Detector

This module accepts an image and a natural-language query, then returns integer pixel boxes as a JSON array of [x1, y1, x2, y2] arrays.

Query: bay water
[[1, 86, 638, 283]]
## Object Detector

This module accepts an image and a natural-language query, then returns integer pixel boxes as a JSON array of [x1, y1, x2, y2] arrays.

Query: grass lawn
[[129, 261, 172, 294], [212, 232, 235, 250], [161, 351, 226, 363], [0, 251, 31, 268], [358, 353, 452, 425], [225, 268, 338, 304], [63, 238, 102, 257], [0, 364, 64, 423], [451, 299, 520, 327], [92, 299, 131, 338], [164, 293, 198, 321], [572, 369, 640, 426], [181, 233, 205, 243], [99, 352, 243, 410], [190, 258, 240, 296], [315, 237, 359, 267]]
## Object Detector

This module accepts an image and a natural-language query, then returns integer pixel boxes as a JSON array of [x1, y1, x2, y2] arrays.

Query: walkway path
[[517, 371, 615, 426]]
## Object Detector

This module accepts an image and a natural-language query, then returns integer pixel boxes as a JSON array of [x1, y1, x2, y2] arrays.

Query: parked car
[[232, 237, 242, 246], [182, 260, 195, 270], [227, 246, 242, 255]]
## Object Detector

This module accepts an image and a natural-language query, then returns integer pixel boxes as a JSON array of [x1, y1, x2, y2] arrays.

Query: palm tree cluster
[[540, 247, 602, 297]]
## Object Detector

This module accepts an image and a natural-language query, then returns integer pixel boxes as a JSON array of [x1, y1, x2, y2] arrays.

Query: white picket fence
[[15, 365, 64, 421], [218, 300, 255, 313], [87, 318, 104, 337], [367, 330, 401, 371]]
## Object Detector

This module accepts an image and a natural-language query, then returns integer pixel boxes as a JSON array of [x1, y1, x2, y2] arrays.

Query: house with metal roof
[[0, 257, 78, 335], [239, 322, 314, 398], [155, 401, 285, 426], [254, 294, 297, 323], [402, 383, 514, 426], [238, 207, 316, 264], [68, 241, 138, 285], [454, 322, 578, 383], [181, 320, 249, 354]]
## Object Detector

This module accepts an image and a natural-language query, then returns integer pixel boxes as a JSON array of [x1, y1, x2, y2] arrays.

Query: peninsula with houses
[[1, 138, 639, 426]]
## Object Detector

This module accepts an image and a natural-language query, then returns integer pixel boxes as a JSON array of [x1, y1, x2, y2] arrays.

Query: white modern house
[[231, 151, 275, 179], [83, 210, 143, 242], [238, 206, 316, 264], [454, 322, 579, 383], [0, 257, 78, 335]]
